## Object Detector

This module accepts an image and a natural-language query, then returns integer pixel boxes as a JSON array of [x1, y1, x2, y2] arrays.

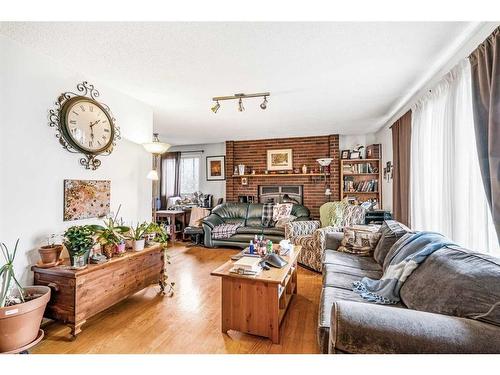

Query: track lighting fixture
[[211, 100, 220, 113], [211, 92, 270, 113], [260, 96, 268, 110]]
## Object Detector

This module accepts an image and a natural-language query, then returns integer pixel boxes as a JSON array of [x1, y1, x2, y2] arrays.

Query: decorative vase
[[133, 239, 145, 251], [238, 164, 245, 176], [302, 164, 307, 174], [102, 243, 115, 259], [37, 244, 63, 265], [115, 242, 126, 256], [68, 248, 91, 269]]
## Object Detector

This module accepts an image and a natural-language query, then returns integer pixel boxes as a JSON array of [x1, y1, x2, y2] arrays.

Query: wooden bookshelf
[[340, 145, 382, 208]]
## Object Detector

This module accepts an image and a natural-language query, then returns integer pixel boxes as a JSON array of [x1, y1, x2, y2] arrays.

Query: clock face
[[63, 98, 114, 153]]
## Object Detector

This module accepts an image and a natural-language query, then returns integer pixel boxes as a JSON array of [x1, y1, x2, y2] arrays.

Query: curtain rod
[[180, 150, 205, 154]]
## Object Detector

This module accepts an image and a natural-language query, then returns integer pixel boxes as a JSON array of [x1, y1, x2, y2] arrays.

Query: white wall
[[0, 36, 153, 284], [168, 142, 226, 203], [339, 134, 376, 158]]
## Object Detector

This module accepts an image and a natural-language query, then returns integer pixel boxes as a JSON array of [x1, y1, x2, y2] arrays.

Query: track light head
[[260, 96, 268, 110], [211, 101, 220, 113], [238, 98, 245, 112]]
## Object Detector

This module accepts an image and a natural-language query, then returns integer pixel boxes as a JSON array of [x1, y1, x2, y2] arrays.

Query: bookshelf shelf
[[340, 144, 383, 208]]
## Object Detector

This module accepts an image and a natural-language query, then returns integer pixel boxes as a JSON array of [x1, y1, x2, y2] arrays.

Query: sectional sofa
[[318, 220, 500, 354]]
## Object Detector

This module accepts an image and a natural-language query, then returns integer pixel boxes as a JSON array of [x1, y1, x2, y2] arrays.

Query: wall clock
[[49, 81, 120, 170]]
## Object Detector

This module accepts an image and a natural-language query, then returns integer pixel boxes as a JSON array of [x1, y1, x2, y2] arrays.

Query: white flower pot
[[133, 239, 145, 251]]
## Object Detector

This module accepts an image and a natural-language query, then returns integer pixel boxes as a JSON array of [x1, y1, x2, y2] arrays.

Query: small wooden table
[[32, 244, 165, 337], [156, 210, 187, 243], [211, 245, 302, 344]]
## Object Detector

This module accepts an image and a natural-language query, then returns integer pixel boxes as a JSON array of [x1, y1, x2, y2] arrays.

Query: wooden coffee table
[[211, 245, 302, 344]]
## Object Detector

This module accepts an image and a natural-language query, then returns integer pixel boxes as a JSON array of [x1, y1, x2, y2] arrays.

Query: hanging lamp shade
[[143, 133, 171, 154], [146, 170, 159, 181]]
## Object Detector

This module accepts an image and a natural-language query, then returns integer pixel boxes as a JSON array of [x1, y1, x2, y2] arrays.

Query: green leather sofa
[[202, 202, 310, 248]]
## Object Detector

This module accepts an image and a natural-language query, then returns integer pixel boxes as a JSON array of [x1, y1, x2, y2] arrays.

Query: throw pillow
[[373, 220, 411, 266], [275, 215, 297, 229], [272, 203, 293, 221], [337, 227, 381, 256], [319, 199, 349, 228]]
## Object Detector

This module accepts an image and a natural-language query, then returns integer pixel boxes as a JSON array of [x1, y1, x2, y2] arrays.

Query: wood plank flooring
[[33, 244, 322, 354]]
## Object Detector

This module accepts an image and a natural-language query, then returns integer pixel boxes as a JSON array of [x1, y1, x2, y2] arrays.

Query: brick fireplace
[[225, 135, 340, 218]]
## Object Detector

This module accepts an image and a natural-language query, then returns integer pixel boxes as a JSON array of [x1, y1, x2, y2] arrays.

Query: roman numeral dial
[[64, 99, 114, 153]]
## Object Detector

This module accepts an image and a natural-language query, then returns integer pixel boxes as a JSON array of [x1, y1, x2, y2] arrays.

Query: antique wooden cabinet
[[32, 244, 165, 337]]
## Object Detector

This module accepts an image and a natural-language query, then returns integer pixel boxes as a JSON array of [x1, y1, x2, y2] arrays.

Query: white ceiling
[[0, 22, 475, 145]]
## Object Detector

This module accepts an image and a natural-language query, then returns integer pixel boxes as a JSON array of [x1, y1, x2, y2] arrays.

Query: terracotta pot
[[38, 244, 63, 264], [0, 286, 50, 353]]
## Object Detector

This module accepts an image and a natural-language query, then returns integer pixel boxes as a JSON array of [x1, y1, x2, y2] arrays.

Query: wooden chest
[[32, 244, 165, 337]]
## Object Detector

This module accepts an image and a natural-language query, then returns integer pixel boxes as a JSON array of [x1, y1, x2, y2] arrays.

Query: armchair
[[285, 203, 365, 272]]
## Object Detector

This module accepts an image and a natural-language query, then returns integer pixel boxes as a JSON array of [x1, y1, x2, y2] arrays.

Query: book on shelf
[[343, 177, 379, 193], [342, 162, 376, 174]]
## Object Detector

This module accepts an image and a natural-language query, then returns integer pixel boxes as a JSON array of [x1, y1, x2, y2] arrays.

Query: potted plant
[[63, 226, 95, 269], [89, 209, 129, 258], [128, 222, 148, 251], [37, 234, 63, 266], [145, 223, 174, 296], [0, 240, 51, 353]]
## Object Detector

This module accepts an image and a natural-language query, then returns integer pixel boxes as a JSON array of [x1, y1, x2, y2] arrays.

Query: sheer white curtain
[[411, 59, 499, 254]]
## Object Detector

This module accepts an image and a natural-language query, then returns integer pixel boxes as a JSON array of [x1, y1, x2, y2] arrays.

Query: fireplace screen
[[258, 185, 303, 205]]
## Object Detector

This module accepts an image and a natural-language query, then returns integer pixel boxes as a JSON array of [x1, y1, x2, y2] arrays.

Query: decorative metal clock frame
[[48, 81, 120, 170]]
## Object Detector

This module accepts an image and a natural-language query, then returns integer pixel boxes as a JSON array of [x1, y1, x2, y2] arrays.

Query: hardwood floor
[[33, 244, 322, 354]]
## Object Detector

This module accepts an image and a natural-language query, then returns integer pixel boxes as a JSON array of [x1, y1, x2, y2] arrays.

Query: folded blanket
[[212, 223, 242, 239], [262, 203, 275, 227], [353, 231, 456, 304]]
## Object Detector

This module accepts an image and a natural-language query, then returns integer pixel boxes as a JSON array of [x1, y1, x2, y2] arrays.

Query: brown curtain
[[159, 151, 181, 209], [391, 110, 412, 227], [469, 26, 500, 241]]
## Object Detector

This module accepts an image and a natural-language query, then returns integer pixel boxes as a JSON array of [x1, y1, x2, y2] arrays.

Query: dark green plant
[[145, 223, 174, 296], [64, 226, 95, 256], [0, 240, 24, 308]]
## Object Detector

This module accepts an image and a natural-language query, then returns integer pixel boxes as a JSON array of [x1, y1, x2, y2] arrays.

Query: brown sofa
[[318, 220, 500, 354]]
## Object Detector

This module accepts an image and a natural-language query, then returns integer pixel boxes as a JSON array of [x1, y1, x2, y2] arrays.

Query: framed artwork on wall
[[206, 155, 226, 181], [267, 149, 293, 171], [63, 179, 110, 221]]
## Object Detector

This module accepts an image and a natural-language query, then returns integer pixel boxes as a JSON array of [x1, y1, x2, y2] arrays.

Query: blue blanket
[[353, 231, 456, 304]]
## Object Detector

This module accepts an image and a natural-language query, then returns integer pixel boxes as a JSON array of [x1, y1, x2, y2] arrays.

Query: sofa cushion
[[291, 204, 310, 219], [323, 249, 382, 272], [212, 203, 248, 224], [322, 263, 382, 288], [337, 226, 381, 256], [236, 226, 285, 236], [373, 220, 411, 265], [400, 246, 500, 326]]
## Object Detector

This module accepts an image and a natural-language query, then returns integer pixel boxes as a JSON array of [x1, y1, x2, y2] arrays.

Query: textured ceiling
[[0, 22, 474, 144]]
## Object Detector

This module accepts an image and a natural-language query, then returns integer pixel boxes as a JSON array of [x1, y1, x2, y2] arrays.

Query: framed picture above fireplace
[[267, 149, 293, 171], [206, 155, 226, 181]]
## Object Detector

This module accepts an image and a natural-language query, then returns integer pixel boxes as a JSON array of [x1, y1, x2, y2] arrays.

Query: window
[[179, 155, 200, 195]]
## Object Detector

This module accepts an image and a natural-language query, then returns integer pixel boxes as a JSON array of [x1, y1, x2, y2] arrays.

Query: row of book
[[343, 162, 376, 174], [343, 177, 379, 192]]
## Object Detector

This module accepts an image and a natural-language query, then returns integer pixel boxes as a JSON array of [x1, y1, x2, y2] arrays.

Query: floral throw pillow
[[272, 203, 293, 221], [337, 227, 381, 256]]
